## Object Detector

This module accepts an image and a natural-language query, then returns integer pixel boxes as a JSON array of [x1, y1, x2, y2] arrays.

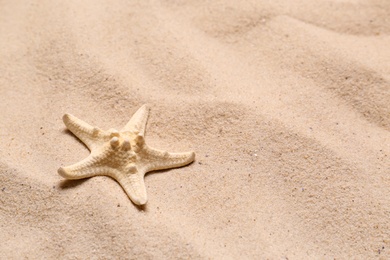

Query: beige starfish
[[58, 104, 195, 205]]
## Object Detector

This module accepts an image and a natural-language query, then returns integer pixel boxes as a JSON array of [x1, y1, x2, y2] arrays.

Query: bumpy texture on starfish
[[58, 104, 195, 205]]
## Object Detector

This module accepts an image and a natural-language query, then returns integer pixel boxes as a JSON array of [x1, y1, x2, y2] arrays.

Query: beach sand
[[0, 0, 389, 258]]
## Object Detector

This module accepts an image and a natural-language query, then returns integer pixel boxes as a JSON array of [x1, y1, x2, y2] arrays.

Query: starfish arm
[[141, 146, 195, 173], [58, 154, 115, 180], [63, 114, 107, 151], [121, 104, 149, 135], [115, 171, 148, 205]]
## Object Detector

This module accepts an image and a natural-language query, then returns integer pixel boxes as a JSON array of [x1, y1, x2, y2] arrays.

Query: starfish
[[58, 104, 195, 205]]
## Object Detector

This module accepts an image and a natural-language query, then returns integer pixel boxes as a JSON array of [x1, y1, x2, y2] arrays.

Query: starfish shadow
[[59, 178, 89, 189], [145, 160, 196, 177], [134, 203, 147, 211], [145, 168, 171, 177]]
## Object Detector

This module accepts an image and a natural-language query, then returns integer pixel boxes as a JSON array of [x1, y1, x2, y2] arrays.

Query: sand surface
[[1, 0, 390, 258]]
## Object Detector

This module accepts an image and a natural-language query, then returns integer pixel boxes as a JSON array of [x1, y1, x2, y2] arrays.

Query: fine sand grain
[[0, 1, 389, 259]]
